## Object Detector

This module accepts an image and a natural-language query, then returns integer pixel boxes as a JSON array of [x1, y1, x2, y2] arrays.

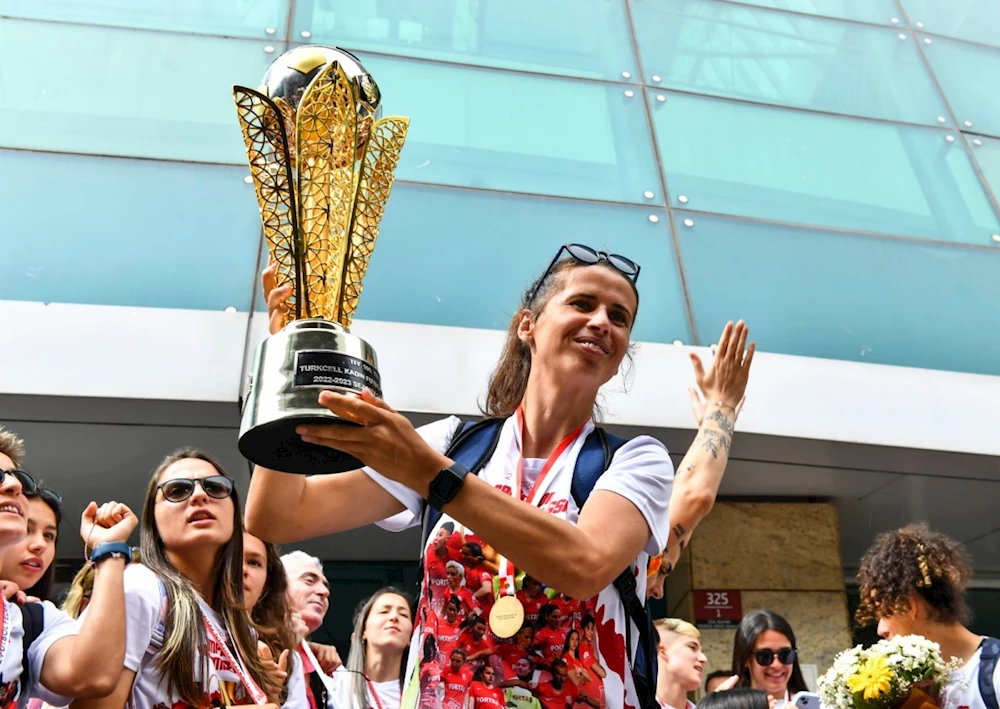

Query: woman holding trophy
[[235, 43, 752, 709], [247, 243, 753, 709]]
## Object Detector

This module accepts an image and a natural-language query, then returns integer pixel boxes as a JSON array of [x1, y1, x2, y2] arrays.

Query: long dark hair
[[697, 688, 769, 709], [731, 610, 807, 694], [249, 535, 297, 676], [483, 257, 639, 419], [23, 486, 62, 601], [141, 448, 279, 705]]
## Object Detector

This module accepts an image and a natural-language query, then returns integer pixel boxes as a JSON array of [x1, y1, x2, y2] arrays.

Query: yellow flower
[[846, 655, 893, 701]]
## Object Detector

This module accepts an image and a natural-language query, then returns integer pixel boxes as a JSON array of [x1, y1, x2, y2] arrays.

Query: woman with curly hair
[[856, 523, 998, 709]]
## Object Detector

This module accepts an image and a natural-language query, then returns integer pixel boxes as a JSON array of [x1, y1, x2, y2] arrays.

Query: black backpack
[[19, 602, 45, 691], [419, 418, 659, 709]]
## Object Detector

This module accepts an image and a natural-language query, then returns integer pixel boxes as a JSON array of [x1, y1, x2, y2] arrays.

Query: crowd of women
[[0, 243, 995, 709]]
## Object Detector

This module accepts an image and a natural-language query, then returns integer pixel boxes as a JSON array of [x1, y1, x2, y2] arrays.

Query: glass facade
[[3, 0, 1000, 375]]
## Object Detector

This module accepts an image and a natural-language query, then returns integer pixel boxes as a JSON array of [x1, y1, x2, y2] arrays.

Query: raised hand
[[296, 388, 449, 489], [81, 500, 138, 550], [258, 641, 290, 685], [689, 321, 754, 426], [262, 261, 293, 336]]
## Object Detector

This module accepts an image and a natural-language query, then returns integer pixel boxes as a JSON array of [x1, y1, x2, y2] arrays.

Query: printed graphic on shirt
[[121, 565, 256, 709], [414, 519, 606, 709], [370, 416, 673, 709]]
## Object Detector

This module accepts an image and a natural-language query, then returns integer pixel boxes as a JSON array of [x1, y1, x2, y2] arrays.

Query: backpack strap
[[19, 601, 44, 686], [570, 428, 629, 510], [979, 637, 1000, 709], [571, 428, 657, 709], [149, 576, 169, 651]]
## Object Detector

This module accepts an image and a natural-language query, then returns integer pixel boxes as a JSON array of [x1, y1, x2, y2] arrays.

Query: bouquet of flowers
[[818, 635, 960, 709]]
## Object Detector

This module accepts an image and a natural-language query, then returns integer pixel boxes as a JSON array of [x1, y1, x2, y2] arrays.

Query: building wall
[[3, 0, 1000, 376]]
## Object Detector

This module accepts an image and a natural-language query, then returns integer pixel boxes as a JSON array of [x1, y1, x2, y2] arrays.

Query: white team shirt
[[0, 600, 78, 709]]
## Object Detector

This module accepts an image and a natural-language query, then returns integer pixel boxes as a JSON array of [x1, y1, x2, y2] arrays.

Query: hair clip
[[916, 543, 932, 588]]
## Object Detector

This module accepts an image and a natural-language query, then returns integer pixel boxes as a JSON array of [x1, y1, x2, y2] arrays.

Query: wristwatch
[[427, 463, 470, 511], [89, 542, 133, 567]]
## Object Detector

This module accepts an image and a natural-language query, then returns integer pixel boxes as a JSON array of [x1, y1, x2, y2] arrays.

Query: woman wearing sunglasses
[[72, 448, 284, 709], [731, 611, 807, 705], [248, 244, 753, 709], [0, 427, 138, 707]]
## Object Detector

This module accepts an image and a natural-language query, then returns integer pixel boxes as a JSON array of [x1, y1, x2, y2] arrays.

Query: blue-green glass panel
[[356, 184, 690, 344], [676, 211, 1000, 375], [901, 0, 1000, 49], [359, 54, 660, 204], [0, 150, 261, 311], [0, 0, 287, 39], [292, 0, 636, 81], [650, 92, 1000, 244], [721, 0, 899, 25], [633, 0, 946, 125], [920, 35, 1000, 139], [968, 135, 1000, 205], [0, 18, 273, 163]]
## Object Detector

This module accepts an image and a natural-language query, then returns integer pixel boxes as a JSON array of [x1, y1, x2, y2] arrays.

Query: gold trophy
[[234, 46, 408, 474]]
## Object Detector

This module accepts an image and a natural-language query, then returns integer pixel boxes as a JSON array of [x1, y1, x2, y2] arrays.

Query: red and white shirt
[[365, 416, 673, 709]]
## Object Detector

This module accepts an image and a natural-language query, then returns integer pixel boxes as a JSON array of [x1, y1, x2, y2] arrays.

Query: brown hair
[[482, 259, 639, 419], [856, 523, 972, 626], [0, 427, 26, 468], [140, 448, 281, 704], [249, 535, 297, 681]]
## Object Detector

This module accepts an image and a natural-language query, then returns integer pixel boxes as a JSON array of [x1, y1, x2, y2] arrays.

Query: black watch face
[[436, 470, 464, 499]]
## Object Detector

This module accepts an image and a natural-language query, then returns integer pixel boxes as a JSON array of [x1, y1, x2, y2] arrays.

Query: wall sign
[[693, 590, 743, 629]]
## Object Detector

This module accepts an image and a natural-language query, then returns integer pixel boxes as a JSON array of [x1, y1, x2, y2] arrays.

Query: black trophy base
[[239, 415, 364, 475]]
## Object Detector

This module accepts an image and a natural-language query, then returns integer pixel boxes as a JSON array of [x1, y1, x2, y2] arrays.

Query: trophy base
[[239, 414, 364, 475], [239, 319, 381, 475]]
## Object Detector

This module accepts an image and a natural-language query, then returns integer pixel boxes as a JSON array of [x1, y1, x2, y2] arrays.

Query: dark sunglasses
[[0, 469, 37, 495], [753, 648, 797, 666], [157, 475, 234, 503], [526, 243, 641, 306]]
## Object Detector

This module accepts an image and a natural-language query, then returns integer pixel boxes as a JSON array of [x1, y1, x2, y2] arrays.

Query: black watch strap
[[427, 463, 470, 511]]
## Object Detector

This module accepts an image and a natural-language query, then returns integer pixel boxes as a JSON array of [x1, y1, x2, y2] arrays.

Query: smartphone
[[791, 692, 821, 709]]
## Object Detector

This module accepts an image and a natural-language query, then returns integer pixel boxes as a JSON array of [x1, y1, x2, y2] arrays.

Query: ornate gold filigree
[[341, 116, 409, 327], [233, 87, 302, 321], [234, 58, 408, 329]]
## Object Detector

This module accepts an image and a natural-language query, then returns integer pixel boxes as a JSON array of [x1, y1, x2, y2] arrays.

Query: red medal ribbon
[[201, 608, 268, 705]]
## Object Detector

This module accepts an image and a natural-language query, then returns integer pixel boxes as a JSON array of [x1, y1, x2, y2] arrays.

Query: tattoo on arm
[[698, 429, 731, 459], [706, 409, 734, 436]]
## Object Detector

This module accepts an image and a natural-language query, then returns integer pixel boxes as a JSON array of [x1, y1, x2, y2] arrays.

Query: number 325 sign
[[693, 590, 743, 629]]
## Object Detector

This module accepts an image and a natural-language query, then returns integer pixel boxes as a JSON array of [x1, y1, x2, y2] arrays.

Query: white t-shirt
[[330, 667, 401, 709], [116, 564, 265, 709], [0, 601, 78, 709], [364, 416, 674, 709], [942, 645, 1000, 709]]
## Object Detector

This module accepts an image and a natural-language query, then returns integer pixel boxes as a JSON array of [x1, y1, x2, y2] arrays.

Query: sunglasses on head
[[753, 647, 797, 666], [0, 468, 37, 495], [157, 475, 234, 503], [33, 487, 63, 506], [526, 243, 641, 306]]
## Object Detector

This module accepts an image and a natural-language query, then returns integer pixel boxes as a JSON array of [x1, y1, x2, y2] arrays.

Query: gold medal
[[489, 595, 525, 639]]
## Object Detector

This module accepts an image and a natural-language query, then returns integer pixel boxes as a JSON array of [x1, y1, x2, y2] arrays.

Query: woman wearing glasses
[[248, 244, 754, 709], [731, 611, 808, 706], [72, 448, 284, 709]]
